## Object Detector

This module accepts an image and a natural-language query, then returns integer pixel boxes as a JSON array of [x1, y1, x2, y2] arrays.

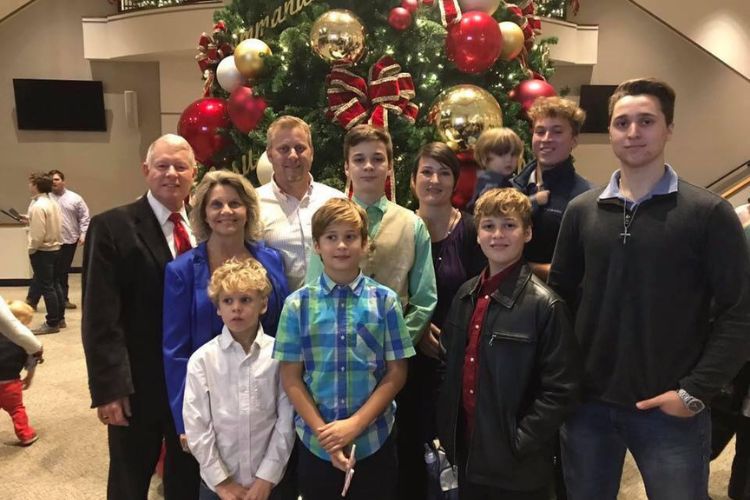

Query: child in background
[[183, 258, 294, 500], [437, 189, 580, 499], [0, 299, 43, 446], [467, 127, 549, 212], [275, 198, 414, 500]]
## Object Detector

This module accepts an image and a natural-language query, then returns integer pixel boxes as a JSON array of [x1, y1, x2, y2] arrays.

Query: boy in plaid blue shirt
[[274, 198, 414, 500]]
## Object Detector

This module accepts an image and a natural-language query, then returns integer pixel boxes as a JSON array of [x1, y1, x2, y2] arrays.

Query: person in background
[[162, 170, 289, 496], [183, 258, 294, 500], [82, 134, 200, 500], [257, 115, 345, 291], [407, 141, 487, 497], [26, 172, 64, 335], [512, 97, 591, 281], [0, 299, 44, 446], [466, 128, 523, 212], [46, 169, 90, 310]]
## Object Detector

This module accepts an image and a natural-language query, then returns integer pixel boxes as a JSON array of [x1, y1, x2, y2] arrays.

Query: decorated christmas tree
[[179, 0, 572, 207]]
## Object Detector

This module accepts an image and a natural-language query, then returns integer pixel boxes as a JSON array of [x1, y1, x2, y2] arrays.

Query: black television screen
[[13, 79, 106, 132], [579, 84, 617, 133]]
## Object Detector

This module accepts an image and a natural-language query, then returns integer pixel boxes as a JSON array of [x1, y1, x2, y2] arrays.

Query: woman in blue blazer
[[163, 170, 289, 439]]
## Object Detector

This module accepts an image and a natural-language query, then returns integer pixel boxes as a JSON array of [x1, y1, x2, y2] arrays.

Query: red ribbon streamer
[[438, 0, 462, 26], [506, 2, 541, 48], [195, 21, 234, 78], [325, 56, 419, 131]]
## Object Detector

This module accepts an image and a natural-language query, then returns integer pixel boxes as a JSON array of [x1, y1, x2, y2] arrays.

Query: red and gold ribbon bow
[[326, 56, 419, 130], [195, 21, 234, 95], [507, 2, 542, 50]]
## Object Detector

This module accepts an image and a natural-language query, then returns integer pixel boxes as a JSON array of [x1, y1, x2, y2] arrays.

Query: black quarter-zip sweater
[[549, 178, 750, 406]]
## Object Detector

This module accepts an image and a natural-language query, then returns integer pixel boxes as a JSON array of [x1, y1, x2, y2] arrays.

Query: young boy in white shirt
[[183, 258, 295, 500]]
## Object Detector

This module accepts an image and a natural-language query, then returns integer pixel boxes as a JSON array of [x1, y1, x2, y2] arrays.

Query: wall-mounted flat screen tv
[[13, 79, 106, 132], [579, 84, 618, 133]]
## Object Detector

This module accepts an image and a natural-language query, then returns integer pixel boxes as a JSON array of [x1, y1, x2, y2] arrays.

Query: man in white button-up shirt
[[257, 116, 344, 291], [183, 258, 294, 500]]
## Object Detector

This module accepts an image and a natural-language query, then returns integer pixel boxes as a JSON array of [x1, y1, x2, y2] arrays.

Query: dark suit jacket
[[82, 195, 174, 412]]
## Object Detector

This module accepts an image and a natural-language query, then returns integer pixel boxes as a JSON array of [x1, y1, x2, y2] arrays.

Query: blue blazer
[[162, 240, 289, 433]]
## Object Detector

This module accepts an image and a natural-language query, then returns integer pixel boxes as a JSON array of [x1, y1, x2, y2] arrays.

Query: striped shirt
[[50, 188, 90, 244], [273, 272, 415, 461], [257, 177, 344, 291]]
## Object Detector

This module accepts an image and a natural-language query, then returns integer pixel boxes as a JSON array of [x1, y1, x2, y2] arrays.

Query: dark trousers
[[55, 243, 77, 303], [28, 250, 63, 326], [297, 434, 397, 500], [396, 353, 440, 500], [106, 405, 200, 500], [711, 363, 750, 500], [456, 426, 552, 500]]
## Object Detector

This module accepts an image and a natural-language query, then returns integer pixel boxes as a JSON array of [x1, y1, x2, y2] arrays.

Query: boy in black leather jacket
[[437, 188, 581, 500]]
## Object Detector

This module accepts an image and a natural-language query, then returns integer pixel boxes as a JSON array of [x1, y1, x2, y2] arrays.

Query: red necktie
[[168, 212, 192, 256]]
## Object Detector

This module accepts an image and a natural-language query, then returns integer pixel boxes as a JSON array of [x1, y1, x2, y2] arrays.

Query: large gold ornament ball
[[310, 9, 367, 65], [499, 22, 525, 61], [234, 38, 272, 79], [428, 85, 503, 153]]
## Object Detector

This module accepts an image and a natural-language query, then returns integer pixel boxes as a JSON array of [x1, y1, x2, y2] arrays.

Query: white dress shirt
[[183, 325, 295, 491], [50, 188, 90, 244], [257, 176, 344, 290], [145, 191, 196, 257]]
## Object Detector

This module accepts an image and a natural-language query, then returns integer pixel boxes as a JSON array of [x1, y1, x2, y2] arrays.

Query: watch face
[[687, 400, 705, 413]]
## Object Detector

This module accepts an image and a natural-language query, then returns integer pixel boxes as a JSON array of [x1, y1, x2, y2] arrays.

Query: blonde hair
[[7, 300, 34, 326], [474, 188, 532, 229], [474, 128, 524, 170], [190, 170, 261, 243], [266, 115, 313, 151], [311, 198, 368, 243], [207, 258, 271, 305], [527, 96, 587, 136]]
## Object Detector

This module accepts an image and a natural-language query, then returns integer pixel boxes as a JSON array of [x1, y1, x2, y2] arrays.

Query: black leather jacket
[[437, 263, 581, 490]]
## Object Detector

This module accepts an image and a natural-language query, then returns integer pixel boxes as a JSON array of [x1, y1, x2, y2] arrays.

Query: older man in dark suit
[[82, 134, 200, 499]]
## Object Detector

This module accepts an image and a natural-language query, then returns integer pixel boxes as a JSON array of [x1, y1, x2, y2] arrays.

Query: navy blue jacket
[[512, 157, 591, 263]]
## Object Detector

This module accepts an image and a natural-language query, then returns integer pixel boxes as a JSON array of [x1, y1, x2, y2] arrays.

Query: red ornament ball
[[228, 86, 267, 134], [445, 11, 502, 74], [401, 0, 419, 13], [177, 98, 232, 166], [509, 79, 558, 114], [388, 7, 413, 31]]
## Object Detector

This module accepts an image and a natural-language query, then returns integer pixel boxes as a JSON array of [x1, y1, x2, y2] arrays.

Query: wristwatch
[[677, 389, 706, 414]]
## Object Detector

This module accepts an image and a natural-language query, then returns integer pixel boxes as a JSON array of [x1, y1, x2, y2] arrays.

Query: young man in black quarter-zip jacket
[[549, 78, 750, 500]]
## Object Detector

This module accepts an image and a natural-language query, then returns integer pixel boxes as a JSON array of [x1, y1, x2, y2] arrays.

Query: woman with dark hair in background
[[397, 142, 487, 499]]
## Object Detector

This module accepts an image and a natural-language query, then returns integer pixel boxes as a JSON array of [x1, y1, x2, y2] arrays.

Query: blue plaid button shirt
[[273, 272, 415, 461]]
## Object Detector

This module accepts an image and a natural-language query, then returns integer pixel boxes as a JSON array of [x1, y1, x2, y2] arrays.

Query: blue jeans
[[561, 401, 710, 500]]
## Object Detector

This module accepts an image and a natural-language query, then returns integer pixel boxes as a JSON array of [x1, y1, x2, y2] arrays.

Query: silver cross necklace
[[620, 200, 639, 244]]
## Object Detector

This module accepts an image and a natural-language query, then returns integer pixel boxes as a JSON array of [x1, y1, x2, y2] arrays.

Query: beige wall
[[0, 0, 162, 235], [551, 0, 750, 188]]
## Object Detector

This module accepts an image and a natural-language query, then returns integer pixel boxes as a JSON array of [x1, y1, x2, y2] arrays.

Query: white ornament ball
[[256, 151, 273, 185], [458, 0, 501, 15], [216, 56, 245, 93]]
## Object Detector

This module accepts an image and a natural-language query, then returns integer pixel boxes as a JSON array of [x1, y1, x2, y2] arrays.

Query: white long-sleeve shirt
[[27, 194, 61, 253], [50, 188, 90, 244], [183, 325, 294, 491]]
